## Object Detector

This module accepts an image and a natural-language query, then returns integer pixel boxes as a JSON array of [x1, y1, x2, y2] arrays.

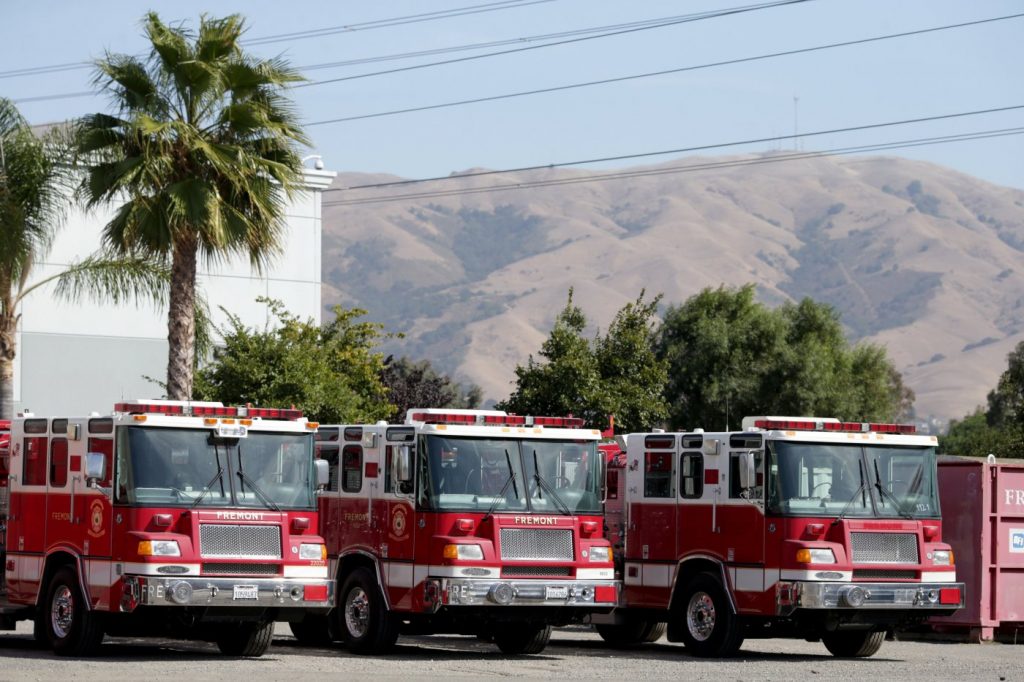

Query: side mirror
[[738, 451, 756, 490], [85, 452, 106, 486], [314, 459, 329, 488], [396, 446, 413, 484]]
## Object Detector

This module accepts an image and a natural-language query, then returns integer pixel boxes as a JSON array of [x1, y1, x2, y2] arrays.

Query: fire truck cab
[[291, 408, 619, 655], [0, 401, 333, 657], [597, 417, 965, 657]]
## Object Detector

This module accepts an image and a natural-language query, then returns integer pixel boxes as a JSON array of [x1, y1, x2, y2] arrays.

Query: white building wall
[[13, 167, 335, 415]]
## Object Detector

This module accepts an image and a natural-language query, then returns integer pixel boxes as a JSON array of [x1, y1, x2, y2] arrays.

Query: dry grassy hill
[[321, 153, 1024, 427]]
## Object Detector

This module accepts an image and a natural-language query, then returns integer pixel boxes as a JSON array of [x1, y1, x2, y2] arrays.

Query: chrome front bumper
[[121, 575, 334, 611], [440, 578, 618, 607], [778, 581, 965, 614]]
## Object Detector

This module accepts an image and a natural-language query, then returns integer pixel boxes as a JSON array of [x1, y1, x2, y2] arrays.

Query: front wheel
[[45, 567, 105, 656], [822, 630, 885, 657], [493, 623, 552, 655], [216, 620, 274, 657], [338, 567, 399, 654], [674, 572, 743, 657]]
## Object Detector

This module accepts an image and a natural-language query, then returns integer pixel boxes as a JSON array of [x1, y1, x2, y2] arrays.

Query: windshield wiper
[[532, 449, 572, 516], [831, 460, 869, 528], [482, 449, 519, 522], [235, 448, 281, 512], [873, 459, 914, 520], [192, 442, 227, 508]]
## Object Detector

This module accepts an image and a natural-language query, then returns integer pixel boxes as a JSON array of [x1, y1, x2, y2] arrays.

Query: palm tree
[[76, 12, 310, 400], [0, 98, 169, 419]]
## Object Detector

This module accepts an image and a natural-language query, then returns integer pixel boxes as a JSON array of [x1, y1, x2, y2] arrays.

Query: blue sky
[[3, 0, 1023, 189]]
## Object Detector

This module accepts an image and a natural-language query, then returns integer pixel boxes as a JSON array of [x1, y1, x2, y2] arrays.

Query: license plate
[[233, 585, 259, 600], [545, 585, 568, 600]]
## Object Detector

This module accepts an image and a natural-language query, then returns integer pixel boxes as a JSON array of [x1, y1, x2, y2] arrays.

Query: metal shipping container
[[930, 456, 1024, 640]]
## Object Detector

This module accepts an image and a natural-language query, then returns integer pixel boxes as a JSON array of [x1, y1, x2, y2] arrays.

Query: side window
[[23, 436, 48, 486], [315, 428, 340, 492], [679, 452, 703, 499], [50, 438, 69, 488], [87, 437, 114, 488], [342, 445, 363, 493], [729, 450, 764, 499], [644, 451, 673, 498]]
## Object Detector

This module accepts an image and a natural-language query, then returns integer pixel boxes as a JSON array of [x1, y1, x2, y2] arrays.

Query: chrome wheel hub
[[344, 587, 370, 638], [686, 591, 716, 642], [51, 585, 74, 639]]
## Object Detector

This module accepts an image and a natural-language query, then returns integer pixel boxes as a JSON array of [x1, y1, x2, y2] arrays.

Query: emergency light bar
[[113, 401, 303, 420], [752, 418, 916, 434], [409, 411, 585, 429]]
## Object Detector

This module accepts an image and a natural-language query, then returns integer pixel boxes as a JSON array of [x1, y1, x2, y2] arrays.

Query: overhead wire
[[305, 12, 1024, 126], [321, 127, 1024, 207], [295, 0, 810, 88], [0, 0, 552, 80]]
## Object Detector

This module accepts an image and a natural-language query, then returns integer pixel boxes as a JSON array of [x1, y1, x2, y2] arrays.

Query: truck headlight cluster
[[588, 546, 611, 563], [299, 543, 327, 560], [931, 549, 953, 566], [443, 544, 484, 561], [795, 548, 836, 564], [137, 540, 181, 557]]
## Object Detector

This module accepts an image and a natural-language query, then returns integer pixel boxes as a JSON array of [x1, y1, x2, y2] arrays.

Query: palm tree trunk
[[0, 310, 16, 420], [166, 235, 198, 401]]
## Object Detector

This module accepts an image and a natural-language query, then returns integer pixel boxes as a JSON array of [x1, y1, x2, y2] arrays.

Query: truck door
[[625, 435, 677, 588], [378, 428, 417, 608], [81, 419, 115, 609], [724, 434, 766, 608], [9, 418, 50, 602]]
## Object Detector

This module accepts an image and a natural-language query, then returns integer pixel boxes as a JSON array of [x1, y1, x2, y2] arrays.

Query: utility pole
[[793, 95, 800, 151]]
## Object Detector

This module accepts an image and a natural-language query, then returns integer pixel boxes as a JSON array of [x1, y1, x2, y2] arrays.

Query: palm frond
[[33, 254, 170, 308]]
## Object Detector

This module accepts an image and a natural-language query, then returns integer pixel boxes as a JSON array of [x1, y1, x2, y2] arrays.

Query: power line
[[306, 12, 1024, 126], [12, 1, 810, 106], [296, 0, 809, 88], [323, 104, 1024, 193], [0, 0, 552, 80], [321, 127, 1024, 207]]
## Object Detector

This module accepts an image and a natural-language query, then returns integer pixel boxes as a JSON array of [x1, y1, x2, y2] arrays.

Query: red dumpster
[[930, 456, 1024, 640]]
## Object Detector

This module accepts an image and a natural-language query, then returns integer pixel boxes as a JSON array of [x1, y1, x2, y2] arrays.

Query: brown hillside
[[322, 153, 1024, 427]]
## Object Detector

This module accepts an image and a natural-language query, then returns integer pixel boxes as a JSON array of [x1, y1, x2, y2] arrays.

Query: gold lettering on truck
[[513, 516, 557, 525]]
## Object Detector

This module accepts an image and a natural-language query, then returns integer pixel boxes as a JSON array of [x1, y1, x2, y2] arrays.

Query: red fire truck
[[595, 416, 965, 657], [0, 400, 333, 657], [289, 408, 619, 655]]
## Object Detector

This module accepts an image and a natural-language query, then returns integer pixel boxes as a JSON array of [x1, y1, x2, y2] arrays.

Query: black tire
[[493, 623, 552, 655], [641, 621, 667, 643], [216, 620, 274, 657], [289, 614, 334, 646], [45, 567, 105, 656], [822, 630, 885, 658], [595, 619, 661, 647], [338, 567, 399, 655], [674, 572, 743, 657]]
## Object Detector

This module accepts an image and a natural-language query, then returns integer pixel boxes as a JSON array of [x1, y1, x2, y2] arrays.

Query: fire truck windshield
[[767, 441, 939, 519], [419, 435, 601, 514], [115, 426, 316, 509]]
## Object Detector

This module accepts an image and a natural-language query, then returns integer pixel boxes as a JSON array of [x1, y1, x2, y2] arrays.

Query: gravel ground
[[0, 622, 1019, 681]]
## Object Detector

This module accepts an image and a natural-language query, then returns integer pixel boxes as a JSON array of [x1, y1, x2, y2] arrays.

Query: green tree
[[941, 341, 1024, 457], [499, 290, 667, 432], [194, 299, 393, 424], [656, 285, 911, 430], [76, 12, 309, 401], [0, 97, 168, 419], [381, 356, 482, 422]]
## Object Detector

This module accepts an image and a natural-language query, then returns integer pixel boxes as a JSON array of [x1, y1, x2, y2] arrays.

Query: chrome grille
[[500, 528, 573, 561], [203, 562, 280, 576], [200, 524, 281, 559], [850, 532, 919, 564]]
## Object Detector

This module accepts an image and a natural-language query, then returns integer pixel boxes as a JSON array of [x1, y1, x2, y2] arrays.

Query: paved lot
[[0, 622, 1019, 680]]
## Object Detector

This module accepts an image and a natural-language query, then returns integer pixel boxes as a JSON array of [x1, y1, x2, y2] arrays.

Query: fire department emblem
[[87, 500, 106, 538], [390, 506, 408, 540]]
